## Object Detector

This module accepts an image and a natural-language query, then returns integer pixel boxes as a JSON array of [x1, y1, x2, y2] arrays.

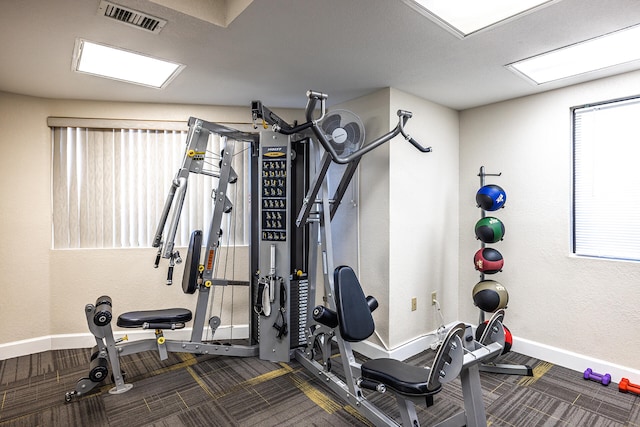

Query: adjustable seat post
[[155, 329, 168, 360]]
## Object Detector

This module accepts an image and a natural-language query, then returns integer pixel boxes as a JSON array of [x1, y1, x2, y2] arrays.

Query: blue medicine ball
[[476, 184, 506, 211]]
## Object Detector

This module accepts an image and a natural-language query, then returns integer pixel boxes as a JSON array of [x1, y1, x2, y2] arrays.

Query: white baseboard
[[353, 332, 640, 384], [0, 325, 249, 360], [4, 328, 639, 384], [511, 336, 640, 384], [1, 336, 56, 360]]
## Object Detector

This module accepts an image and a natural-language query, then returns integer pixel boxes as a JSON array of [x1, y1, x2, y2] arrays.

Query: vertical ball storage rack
[[476, 166, 532, 377]]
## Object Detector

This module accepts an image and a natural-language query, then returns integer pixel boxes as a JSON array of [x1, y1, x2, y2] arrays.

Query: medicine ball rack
[[475, 166, 532, 377], [475, 165, 504, 317]]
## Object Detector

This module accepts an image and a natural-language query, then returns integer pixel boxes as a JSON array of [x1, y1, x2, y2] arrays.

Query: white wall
[[335, 89, 460, 350], [389, 89, 460, 349], [335, 89, 393, 346], [0, 93, 51, 349], [459, 70, 640, 371]]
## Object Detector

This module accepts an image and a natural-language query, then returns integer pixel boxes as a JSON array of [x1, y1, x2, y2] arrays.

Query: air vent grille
[[98, 1, 166, 33]]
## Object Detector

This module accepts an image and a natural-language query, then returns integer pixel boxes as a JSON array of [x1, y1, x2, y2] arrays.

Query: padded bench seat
[[117, 308, 192, 329], [361, 358, 441, 396]]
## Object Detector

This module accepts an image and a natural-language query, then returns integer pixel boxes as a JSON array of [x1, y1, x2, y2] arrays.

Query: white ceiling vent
[[98, 1, 167, 33]]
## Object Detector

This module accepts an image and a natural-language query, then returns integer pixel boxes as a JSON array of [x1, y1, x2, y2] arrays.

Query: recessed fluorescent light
[[508, 24, 640, 85], [73, 39, 184, 88], [402, 0, 557, 37]]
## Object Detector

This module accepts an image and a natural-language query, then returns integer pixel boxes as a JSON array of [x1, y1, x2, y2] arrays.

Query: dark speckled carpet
[[1, 344, 638, 426]]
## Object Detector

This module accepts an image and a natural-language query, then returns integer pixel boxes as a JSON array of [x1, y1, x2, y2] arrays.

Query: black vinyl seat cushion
[[361, 358, 441, 396], [117, 308, 193, 328], [333, 265, 441, 396]]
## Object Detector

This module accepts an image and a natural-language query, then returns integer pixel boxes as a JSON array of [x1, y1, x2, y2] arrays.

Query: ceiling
[[2, 0, 640, 111]]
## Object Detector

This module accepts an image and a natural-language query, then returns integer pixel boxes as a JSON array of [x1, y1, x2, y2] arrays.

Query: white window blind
[[573, 97, 640, 261], [51, 123, 250, 249]]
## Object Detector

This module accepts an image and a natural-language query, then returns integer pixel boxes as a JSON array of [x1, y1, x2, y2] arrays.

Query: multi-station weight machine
[[67, 90, 510, 427]]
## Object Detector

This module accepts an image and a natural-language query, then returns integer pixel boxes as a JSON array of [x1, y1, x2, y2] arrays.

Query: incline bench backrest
[[182, 230, 203, 294], [334, 265, 376, 342]]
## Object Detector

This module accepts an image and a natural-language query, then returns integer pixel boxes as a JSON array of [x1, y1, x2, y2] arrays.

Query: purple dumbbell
[[583, 368, 611, 386]]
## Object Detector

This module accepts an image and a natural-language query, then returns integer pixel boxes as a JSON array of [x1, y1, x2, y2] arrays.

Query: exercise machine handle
[[397, 110, 432, 153], [167, 266, 174, 285], [304, 91, 431, 164], [154, 246, 162, 268], [277, 90, 327, 135], [166, 250, 181, 286]]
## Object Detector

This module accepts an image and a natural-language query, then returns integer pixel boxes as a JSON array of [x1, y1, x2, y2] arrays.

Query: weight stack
[[289, 277, 309, 348]]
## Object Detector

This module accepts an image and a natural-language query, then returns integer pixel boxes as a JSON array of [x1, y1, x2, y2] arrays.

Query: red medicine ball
[[475, 321, 513, 355], [473, 247, 504, 274]]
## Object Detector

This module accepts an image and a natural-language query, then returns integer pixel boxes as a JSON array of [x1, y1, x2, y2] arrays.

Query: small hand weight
[[583, 368, 611, 386]]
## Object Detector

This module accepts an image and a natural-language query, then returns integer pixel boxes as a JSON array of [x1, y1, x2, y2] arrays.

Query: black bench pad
[[361, 358, 441, 396], [117, 308, 192, 328]]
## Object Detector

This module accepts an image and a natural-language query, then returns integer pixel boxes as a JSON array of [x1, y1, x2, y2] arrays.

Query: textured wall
[[459, 70, 640, 370]]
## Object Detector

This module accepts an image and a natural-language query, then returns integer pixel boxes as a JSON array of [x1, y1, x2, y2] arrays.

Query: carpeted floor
[[1, 344, 638, 426]]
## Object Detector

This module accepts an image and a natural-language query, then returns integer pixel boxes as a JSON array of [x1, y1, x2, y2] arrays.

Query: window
[[572, 96, 640, 261], [50, 120, 250, 249]]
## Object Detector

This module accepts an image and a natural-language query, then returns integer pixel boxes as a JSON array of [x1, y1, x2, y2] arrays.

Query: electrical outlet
[[431, 291, 437, 305], [411, 297, 417, 311]]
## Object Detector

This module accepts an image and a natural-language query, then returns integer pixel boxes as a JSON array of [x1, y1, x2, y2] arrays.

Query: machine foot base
[[480, 363, 533, 376], [109, 384, 134, 394]]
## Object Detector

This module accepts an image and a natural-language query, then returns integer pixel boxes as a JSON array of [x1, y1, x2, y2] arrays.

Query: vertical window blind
[[51, 122, 250, 249], [573, 96, 640, 261]]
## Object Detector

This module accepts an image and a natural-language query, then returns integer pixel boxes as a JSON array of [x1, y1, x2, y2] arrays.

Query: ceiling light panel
[[508, 24, 640, 84], [73, 39, 184, 88], [402, 0, 557, 37]]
